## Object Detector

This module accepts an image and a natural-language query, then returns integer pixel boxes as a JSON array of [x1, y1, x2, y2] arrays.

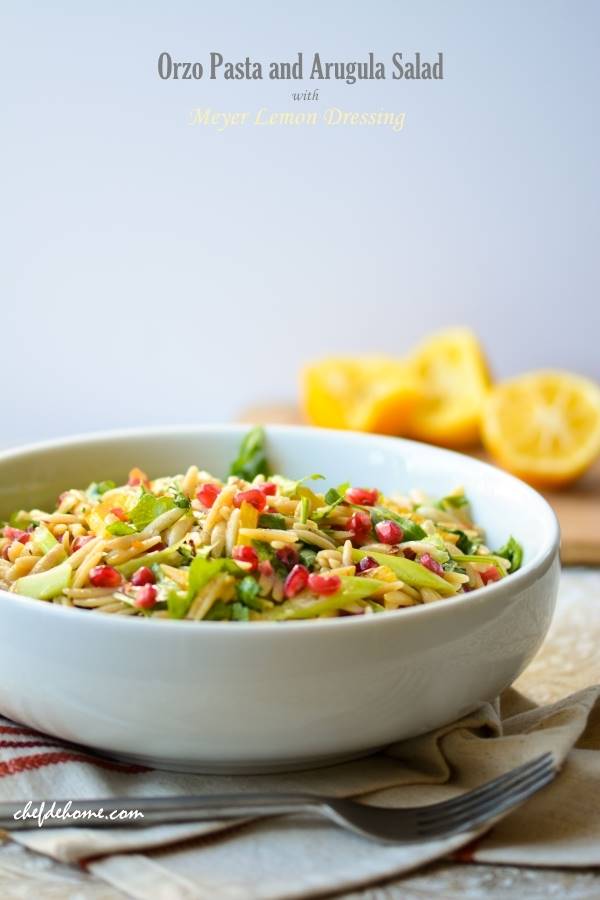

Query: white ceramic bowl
[[0, 426, 560, 773]]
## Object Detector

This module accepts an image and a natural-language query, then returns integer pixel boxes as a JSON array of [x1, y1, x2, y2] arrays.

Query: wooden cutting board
[[238, 404, 600, 566]]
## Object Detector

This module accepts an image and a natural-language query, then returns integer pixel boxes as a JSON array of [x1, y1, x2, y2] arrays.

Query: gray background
[[2, 0, 599, 445]]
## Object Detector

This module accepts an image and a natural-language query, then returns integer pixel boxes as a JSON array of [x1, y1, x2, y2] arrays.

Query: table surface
[[1, 569, 599, 899]]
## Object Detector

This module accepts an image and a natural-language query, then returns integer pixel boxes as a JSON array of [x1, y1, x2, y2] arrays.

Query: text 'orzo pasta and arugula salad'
[[0, 429, 523, 622]]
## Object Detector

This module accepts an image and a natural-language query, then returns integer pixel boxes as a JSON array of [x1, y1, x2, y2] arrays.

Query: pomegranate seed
[[420, 553, 444, 576], [3, 527, 31, 544], [135, 584, 157, 608], [258, 559, 274, 576], [260, 482, 277, 496], [196, 482, 221, 508], [110, 507, 128, 522], [357, 555, 378, 573], [232, 545, 259, 571], [348, 510, 372, 542], [375, 520, 403, 545], [131, 566, 156, 586], [346, 487, 378, 506], [89, 565, 122, 588], [308, 572, 341, 596], [70, 535, 95, 554], [275, 546, 299, 569], [403, 548, 416, 560], [233, 489, 266, 512], [284, 564, 309, 598], [481, 565, 501, 585]]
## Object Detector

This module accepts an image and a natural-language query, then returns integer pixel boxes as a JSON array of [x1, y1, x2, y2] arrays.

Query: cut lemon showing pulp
[[405, 328, 491, 448], [482, 371, 600, 488], [301, 357, 421, 435]]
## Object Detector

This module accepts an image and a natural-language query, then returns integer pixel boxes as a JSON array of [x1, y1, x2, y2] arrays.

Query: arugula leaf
[[368, 506, 426, 542], [447, 529, 474, 555], [236, 576, 262, 611], [229, 427, 269, 481], [258, 513, 287, 530], [129, 492, 176, 531], [107, 492, 177, 536], [494, 535, 523, 573], [86, 480, 117, 501]]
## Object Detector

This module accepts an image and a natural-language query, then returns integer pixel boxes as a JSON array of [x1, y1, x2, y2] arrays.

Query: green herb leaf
[[231, 602, 250, 621], [176, 543, 195, 564], [368, 506, 426, 542], [252, 540, 288, 576], [229, 427, 269, 481], [205, 600, 233, 621], [169, 487, 192, 509], [494, 535, 523, 573], [258, 513, 287, 530], [298, 546, 317, 570], [236, 576, 262, 611], [312, 483, 349, 521]]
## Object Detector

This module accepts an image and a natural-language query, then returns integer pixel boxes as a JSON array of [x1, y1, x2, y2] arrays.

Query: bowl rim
[[0, 423, 561, 634]]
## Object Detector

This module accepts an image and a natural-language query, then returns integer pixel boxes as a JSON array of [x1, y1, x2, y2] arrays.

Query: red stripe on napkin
[[0, 726, 40, 737], [0, 751, 149, 777], [0, 740, 64, 749]]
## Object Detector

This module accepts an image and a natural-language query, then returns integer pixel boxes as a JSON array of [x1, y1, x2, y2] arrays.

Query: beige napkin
[[1, 682, 599, 900]]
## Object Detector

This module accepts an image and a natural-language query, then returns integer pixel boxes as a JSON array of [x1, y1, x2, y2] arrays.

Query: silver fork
[[0, 753, 555, 843]]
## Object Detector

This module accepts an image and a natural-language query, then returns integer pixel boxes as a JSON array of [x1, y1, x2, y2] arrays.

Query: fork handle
[[0, 794, 324, 830]]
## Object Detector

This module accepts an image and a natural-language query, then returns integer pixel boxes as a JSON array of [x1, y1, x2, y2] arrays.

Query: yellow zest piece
[[481, 370, 600, 488], [364, 565, 397, 583], [237, 501, 259, 545], [300, 356, 421, 435], [85, 489, 138, 538], [405, 328, 491, 448]]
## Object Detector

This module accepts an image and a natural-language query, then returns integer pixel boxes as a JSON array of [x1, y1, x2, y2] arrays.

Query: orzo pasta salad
[[0, 429, 523, 621]]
